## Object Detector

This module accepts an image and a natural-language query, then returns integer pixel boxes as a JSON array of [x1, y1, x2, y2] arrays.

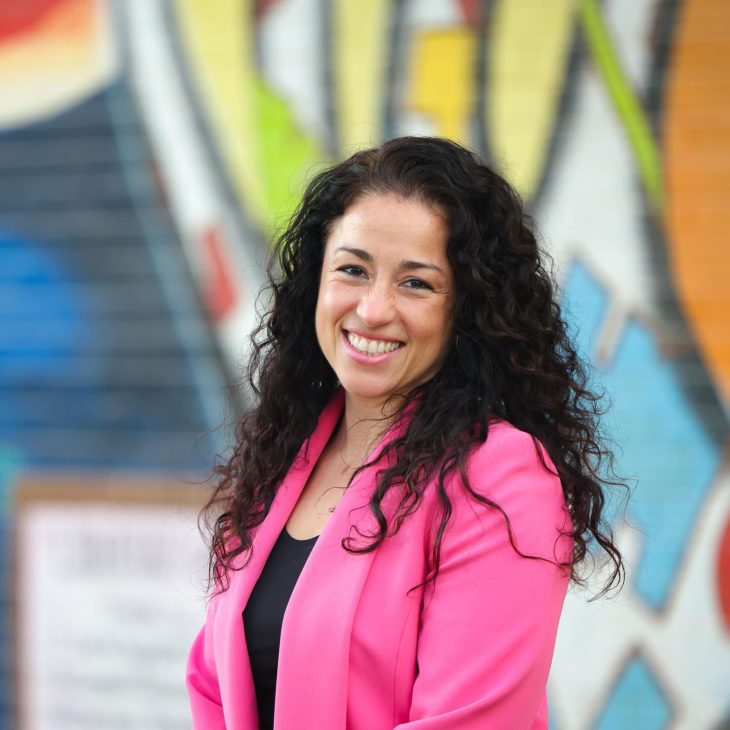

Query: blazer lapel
[[216, 391, 346, 730]]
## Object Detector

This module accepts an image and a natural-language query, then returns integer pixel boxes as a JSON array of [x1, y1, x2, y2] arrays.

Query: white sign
[[16, 492, 209, 730]]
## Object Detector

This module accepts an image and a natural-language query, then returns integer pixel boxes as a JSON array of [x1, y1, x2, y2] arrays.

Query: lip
[[341, 330, 405, 364], [344, 328, 402, 343]]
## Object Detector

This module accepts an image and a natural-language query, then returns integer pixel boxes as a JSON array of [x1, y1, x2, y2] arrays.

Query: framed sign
[[14, 476, 210, 730]]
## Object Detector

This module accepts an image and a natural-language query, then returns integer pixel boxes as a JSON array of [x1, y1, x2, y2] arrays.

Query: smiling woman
[[315, 195, 453, 409], [187, 136, 625, 730]]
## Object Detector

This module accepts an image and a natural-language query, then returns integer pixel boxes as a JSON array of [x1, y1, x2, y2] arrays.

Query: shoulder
[[449, 420, 572, 562], [469, 421, 562, 480]]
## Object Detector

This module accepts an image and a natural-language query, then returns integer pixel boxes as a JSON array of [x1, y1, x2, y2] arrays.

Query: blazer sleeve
[[394, 426, 573, 730], [186, 593, 227, 730]]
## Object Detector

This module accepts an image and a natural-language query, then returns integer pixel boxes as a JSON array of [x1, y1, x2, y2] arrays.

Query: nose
[[356, 281, 395, 327]]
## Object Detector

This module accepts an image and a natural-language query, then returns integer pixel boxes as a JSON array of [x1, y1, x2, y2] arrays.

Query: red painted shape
[[719, 514, 730, 633], [255, 0, 283, 19], [457, 0, 483, 27], [201, 225, 237, 321], [0, 0, 60, 41]]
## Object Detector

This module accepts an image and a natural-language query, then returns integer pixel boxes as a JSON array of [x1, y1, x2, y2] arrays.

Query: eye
[[337, 264, 367, 278], [402, 278, 434, 291]]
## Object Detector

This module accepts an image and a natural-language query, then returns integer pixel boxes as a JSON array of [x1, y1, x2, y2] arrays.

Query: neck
[[336, 393, 403, 467]]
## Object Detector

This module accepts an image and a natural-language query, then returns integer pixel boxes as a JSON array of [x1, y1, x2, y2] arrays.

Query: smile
[[346, 331, 403, 356]]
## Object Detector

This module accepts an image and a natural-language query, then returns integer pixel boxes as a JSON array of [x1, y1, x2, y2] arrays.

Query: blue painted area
[[562, 262, 719, 608], [607, 323, 718, 605], [561, 262, 609, 359], [0, 84, 225, 471], [594, 655, 671, 730], [0, 229, 90, 377]]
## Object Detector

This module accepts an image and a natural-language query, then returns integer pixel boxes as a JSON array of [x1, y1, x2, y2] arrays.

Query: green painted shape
[[254, 78, 329, 238], [579, 0, 665, 212]]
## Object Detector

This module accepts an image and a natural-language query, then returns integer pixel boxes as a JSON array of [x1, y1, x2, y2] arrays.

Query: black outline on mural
[[473, 0, 492, 161], [320, 0, 339, 158], [382, 0, 405, 141], [647, 0, 684, 136], [527, 14, 583, 214]]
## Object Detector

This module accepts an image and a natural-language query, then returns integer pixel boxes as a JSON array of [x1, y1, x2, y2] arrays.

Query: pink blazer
[[186, 392, 572, 729]]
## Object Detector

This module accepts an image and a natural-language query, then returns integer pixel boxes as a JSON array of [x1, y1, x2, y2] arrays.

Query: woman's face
[[315, 193, 455, 412]]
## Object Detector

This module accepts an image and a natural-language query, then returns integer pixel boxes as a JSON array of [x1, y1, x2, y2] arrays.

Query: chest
[[285, 443, 355, 539]]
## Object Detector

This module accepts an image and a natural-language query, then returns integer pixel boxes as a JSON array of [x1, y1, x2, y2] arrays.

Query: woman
[[186, 136, 623, 730]]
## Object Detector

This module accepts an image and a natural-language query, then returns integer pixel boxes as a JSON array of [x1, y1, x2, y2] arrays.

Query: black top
[[243, 529, 318, 730]]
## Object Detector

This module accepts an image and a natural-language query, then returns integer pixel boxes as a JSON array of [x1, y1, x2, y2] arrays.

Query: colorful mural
[[1, 0, 728, 727]]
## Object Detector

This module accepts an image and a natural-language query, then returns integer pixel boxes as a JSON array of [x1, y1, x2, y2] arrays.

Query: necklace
[[316, 419, 381, 516], [313, 485, 348, 515]]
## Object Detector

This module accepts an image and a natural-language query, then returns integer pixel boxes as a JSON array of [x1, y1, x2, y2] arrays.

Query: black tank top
[[243, 529, 318, 730]]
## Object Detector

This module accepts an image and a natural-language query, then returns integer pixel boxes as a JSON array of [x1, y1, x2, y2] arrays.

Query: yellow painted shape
[[664, 0, 730, 406], [407, 28, 476, 145], [175, 0, 266, 225], [332, 0, 390, 153], [0, 0, 114, 129], [487, 0, 578, 198]]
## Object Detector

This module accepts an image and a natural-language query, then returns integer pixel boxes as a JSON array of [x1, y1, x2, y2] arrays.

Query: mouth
[[344, 330, 404, 357]]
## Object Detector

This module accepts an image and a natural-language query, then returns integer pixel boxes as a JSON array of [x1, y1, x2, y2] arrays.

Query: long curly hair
[[204, 136, 624, 595]]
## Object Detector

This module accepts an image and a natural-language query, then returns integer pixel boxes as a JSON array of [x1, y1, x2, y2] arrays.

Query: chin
[[340, 380, 398, 405]]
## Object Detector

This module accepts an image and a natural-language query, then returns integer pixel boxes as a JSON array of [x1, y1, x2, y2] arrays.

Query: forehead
[[325, 194, 449, 260]]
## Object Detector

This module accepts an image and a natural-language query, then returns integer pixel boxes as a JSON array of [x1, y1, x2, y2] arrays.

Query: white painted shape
[[535, 62, 659, 336], [550, 521, 651, 730], [259, 0, 329, 143], [394, 111, 439, 138], [403, 0, 462, 27]]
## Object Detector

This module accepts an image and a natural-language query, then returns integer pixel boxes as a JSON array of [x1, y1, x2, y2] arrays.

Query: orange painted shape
[[202, 225, 237, 321], [664, 0, 730, 407], [718, 513, 730, 633]]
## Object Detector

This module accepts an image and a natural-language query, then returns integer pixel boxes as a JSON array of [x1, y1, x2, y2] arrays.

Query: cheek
[[314, 283, 343, 353], [414, 302, 451, 337], [423, 306, 454, 360], [316, 283, 353, 323]]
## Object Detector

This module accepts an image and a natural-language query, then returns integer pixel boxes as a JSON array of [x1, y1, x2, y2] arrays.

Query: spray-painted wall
[[1, 1, 728, 728]]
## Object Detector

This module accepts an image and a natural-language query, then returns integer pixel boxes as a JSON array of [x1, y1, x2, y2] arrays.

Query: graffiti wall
[[1, 0, 728, 728]]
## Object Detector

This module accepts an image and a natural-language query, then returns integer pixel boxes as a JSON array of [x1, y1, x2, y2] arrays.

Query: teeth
[[347, 332, 401, 356]]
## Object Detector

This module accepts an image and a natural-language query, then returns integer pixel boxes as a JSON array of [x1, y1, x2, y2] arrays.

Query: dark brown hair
[[204, 136, 625, 595]]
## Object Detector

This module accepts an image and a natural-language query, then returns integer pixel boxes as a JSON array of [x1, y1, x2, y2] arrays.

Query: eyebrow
[[333, 246, 446, 275]]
